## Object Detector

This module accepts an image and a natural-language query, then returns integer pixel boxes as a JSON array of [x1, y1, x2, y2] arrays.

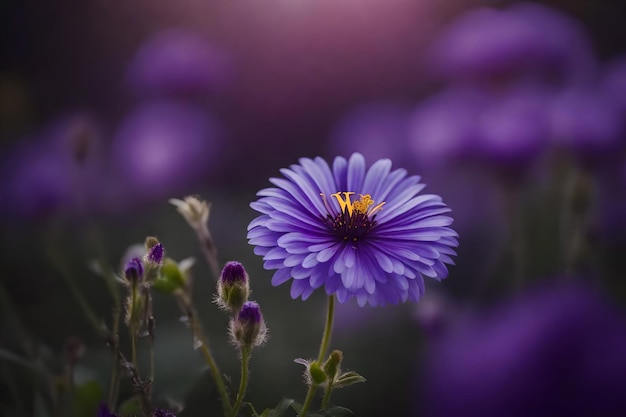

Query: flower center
[[320, 192, 385, 242]]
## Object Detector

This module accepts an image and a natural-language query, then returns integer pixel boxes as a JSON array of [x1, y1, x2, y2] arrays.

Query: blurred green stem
[[176, 291, 232, 415], [230, 346, 251, 417], [108, 307, 122, 409], [300, 295, 335, 417]]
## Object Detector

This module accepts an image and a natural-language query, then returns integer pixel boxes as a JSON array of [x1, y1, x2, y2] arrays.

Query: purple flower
[[124, 257, 144, 283], [0, 113, 105, 220], [230, 301, 267, 348], [409, 85, 550, 179], [109, 100, 222, 202], [217, 261, 250, 313], [550, 88, 625, 169], [418, 284, 626, 417], [601, 57, 626, 112], [220, 261, 248, 285], [238, 301, 263, 324], [472, 86, 551, 178], [126, 29, 232, 97], [147, 242, 165, 265], [408, 87, 490, 169], [247, 153, 458, 307], [427, 3, 595, 84]]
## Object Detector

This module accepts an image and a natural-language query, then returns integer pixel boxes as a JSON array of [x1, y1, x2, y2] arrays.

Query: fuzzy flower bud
[[141, 241, 164, 283], [216, 261, 250, 313], [147, 242, 164, 264], [229, 301, 267, 350], [169, 196, 210, 231], [323, 350, 344, 381], [124, 257, 144, 284]]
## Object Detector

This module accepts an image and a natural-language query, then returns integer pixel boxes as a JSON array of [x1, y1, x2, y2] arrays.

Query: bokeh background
[[2, 0, 626, 416]]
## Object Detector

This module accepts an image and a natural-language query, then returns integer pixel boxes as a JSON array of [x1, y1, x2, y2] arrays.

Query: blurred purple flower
[[327, 102, 414, 167], [418, 283, 626, 417], [428, 3, 596, 84], [126, 29, 232, 98], [0, 113, 104, 220], [601, 57, 626, 112], [549, 88, 625, 169], [409, 85, 550, 179], [247, 153, 458, 307], [408, 87, 489, 169], [108, 100, 222, 203], [473, 86, 551, 179]]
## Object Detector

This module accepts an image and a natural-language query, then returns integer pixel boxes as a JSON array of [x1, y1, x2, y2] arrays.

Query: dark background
[[2, 1, 626, 416]]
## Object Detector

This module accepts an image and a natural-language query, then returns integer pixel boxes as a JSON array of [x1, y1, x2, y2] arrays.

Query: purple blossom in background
[[472, 86, 551, 179], [407, 87, 489, 169], [126, 29, 232, 98], [409, 85, 550, 179], [108, 100, 222, 203], [418, 284, 626, 417], [600, 57, 626, 112], [0, 113, 104, 220], [327, 102, 414, 167], [247, 153, 458, 307], [550, 88, 625, 169], [427, 2, 595, 85]]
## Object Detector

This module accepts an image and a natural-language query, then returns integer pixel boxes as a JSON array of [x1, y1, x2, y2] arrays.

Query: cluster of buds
[[215, 261, 268, 351], [121, 237, 166, 330], [295, 350, 365, 389]]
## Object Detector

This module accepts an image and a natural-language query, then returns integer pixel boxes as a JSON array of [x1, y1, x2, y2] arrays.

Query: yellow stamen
[[327, 192, 384, 217]]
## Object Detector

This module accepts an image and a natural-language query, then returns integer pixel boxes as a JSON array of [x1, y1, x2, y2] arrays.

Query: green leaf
[[118, 395, 143, 417], [267, 398, 297, 417], [73, 381, 103, 417], [334, 371, 366, 389], [309, 406, 355, 417]]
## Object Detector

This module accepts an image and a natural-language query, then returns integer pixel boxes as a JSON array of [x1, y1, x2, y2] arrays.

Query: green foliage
[[117, 396, 143, 417], [72, 381, 103, 417]]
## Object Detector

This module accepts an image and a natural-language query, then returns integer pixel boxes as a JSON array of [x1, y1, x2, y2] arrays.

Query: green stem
[[299, 385, 318, 417], [130, 284, 138, 368], [300, 295, 336, 417], [108, 307, 121, 408], [178, 291, 232, 415], [230, 347, 251, 417], [320, 384, 333, 410], [199, 344, 232, 416], [317, 295, 335, 364]]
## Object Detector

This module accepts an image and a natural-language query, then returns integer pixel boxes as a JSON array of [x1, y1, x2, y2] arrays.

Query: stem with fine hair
[[176, 291, 232, 415], [230, 346, 251, 417], [320, 384, 333, 410], [300, 295, 336, 417]]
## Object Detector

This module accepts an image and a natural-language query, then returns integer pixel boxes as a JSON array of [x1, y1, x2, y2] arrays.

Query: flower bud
[[216, 261, 250, 312], [124, 257, 144, 285], [139, 240, 165, 284], [144, 236, 160, 251], [169, 196, 210, 231], [309, 361, 327, 385], [323, 350, 343, 381], [229, 301, 267, 349]]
